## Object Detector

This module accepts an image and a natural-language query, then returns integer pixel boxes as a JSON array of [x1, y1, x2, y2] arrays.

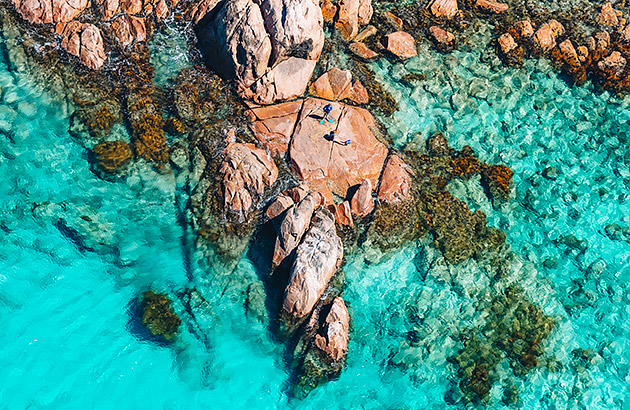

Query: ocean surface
[[1, 16, 630, 410]]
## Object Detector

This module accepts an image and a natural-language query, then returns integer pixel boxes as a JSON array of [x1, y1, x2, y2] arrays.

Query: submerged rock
[[91, 140, 133, 174], [140, 291, 181, 341], [282, 208, 343, 325]]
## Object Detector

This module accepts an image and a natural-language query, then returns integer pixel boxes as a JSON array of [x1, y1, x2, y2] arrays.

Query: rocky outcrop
[[429, 0, 458, 18], [384, 31, 417, 59], [320, 0, 337, 24], [429, 26, 455, 48], [349, 41, 379, 60], [13, 0, 88, 25], [261, 0, 325, 63], [514, 20, 534, 39], [196, 0, 272, 90], [246, 100, 303, 157], [220, 141, 279, 213], [195, 0, 324, 104], [273, 191, 321, 268], [598, 51, 627, 77], [378, 155, 413, 203], [533, 21, 562, 53], [314, 297, 350, 361], [309, 68, 369, 104], [350, 178, 374, 218], [282, 208, 343, 322], [109, 15, 146, 48], [329, 201, 353, 226], [475, 0, 508, 13], [56, 21, 107, 70], [336, 0, 359, 41], [289, 98, 388, 198]]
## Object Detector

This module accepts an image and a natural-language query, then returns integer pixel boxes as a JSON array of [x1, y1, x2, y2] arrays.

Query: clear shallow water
[[1, 21, 630, 410]]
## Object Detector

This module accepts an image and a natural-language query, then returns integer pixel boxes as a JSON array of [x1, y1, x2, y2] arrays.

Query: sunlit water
[[1, 18, 630, 410]]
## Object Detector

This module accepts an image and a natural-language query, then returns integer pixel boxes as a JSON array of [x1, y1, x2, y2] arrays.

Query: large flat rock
[[289, 98, 388, 197]]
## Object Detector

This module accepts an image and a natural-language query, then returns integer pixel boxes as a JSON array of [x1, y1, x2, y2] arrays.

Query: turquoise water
[[2, 20, 630, 410]]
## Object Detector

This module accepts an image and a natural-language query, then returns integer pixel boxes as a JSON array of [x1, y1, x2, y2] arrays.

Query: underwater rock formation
[[220, 139, 279, 214], [140, 291, 182, 341], [282, 208, 343, 326], [289, 98, 388, 198], [454, 287, 555, 402], [91, 140, 134, 173]]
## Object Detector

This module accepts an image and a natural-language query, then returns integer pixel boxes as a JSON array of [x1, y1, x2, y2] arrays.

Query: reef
[[91, 140, 134, 174], [140, 290, 182, 341], [454, 286, 555, 403]]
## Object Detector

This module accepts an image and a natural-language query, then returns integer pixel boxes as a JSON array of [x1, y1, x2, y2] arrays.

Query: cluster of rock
[[139, 290, 182, 341]]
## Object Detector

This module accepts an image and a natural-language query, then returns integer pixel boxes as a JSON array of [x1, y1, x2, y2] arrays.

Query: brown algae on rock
[[140, 291, 182, 341]]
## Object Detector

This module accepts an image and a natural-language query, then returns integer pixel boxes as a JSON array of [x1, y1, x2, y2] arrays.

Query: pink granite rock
[[265, 193, 295, 222], [336, 0, 359, 41], [349, 41, 379, 60], [246, 100, 303, 157], [309, 68, 353, 101], [249, 57, 317, 104], [559, 39, 579, 66], [220, 141, 279, 213], [56, 21, 106, 70], [13, 0, 88, 24], [261, 0, 324, 64], [533, 23, 556, 53], [475, 0, 508, 13], [329, 201, 353, 226], [358, 0, 373, 25], [97, 0, 119, 20], [121, 0, 142, 14], [378, 155, 414, 203], [598, 51, 627, 77], [429, 26, 455, 46], [314, 297, 350, 361], [282, 208, 343, 320], [384, 31, 417, 59], [109, 15, 146, 48], [273, 191, 321, 268], [429, 0, 458, 18], [187, 0, 221, 24], [289, 98, 388, 198], [597, 2, 620, 27], [498, 33, 517, 54], [350, 178, 374, 218], [321, 0, 337, 24], [515, 20, 534, 38]]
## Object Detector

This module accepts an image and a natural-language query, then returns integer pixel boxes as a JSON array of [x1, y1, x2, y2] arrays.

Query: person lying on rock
[[327, 131, 351, 146]]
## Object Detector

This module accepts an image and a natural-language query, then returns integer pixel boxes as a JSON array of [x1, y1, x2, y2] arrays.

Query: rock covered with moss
[[91, 140, 133, 173], [140, 291, 182, 341]]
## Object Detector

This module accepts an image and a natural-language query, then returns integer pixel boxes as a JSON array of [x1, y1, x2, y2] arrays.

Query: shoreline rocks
[[282, 208, 343, 324]]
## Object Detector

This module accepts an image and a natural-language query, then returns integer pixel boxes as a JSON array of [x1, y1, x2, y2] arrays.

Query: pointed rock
[[350, 179, 374, 218], [378, 155, 414, 203]]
